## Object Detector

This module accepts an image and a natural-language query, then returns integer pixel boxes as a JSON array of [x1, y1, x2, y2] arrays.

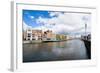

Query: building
[[23, 29, 68, 41], [26, 29, 32, 40], [56, 34, 67, 41], [23, 30, 27, 40], [74, 35, 81, 39], [32, 30, 42, 40], [42, 30, 56, 41], [66, 35, 71, 40], [23, 29, 42, 41]]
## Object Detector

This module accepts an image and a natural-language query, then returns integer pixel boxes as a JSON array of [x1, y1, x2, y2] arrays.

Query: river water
[[23, 39, 89, 62]]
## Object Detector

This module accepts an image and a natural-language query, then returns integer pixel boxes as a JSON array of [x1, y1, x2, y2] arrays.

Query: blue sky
[[23, 10, 91, 35], [23, 10, 53, 27]]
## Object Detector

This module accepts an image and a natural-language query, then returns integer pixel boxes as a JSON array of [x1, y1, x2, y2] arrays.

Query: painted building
[[26, 29, 33, 40], [32, 30, 42, 40], [23, 29, 68, 41], [42, 30, 56, 41], [23, 29, 42, 41], [56, 34, 67, 41]]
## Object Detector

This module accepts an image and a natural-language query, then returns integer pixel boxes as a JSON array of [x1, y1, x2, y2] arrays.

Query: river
[[23, 39, 90, 62]]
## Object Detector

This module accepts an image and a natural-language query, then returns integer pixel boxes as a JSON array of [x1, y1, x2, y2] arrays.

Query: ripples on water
[[23, 39, 89, 62]]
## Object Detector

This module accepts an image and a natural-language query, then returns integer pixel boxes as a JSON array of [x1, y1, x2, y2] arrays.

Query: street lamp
[[82, 16, 88, 36]]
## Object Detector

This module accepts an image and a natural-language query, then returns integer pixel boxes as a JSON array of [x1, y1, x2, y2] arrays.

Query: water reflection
[[23, 39, 89, 62]]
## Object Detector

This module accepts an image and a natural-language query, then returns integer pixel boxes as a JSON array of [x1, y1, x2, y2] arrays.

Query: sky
[[23, 10, 91, 35]]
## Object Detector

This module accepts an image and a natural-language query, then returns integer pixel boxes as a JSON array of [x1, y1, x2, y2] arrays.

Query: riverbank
[[23, 40, 67, 44], [82, 39, 91, 59], [23, 40, 42, 44]]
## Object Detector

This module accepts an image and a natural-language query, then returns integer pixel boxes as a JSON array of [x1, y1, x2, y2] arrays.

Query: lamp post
[[82, 16, 88, 36], [85, 23, 87, 36]]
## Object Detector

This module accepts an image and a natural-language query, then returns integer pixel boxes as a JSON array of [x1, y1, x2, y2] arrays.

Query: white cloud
[[32, 26, 49, 31], [49, 12, 62, 17], [35, 12, 91, 35], [23, 22, 32, 31], [30, 16, 34, 19]]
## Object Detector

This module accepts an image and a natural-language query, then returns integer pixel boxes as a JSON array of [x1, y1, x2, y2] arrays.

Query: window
[[28, 33, 31, 37]]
